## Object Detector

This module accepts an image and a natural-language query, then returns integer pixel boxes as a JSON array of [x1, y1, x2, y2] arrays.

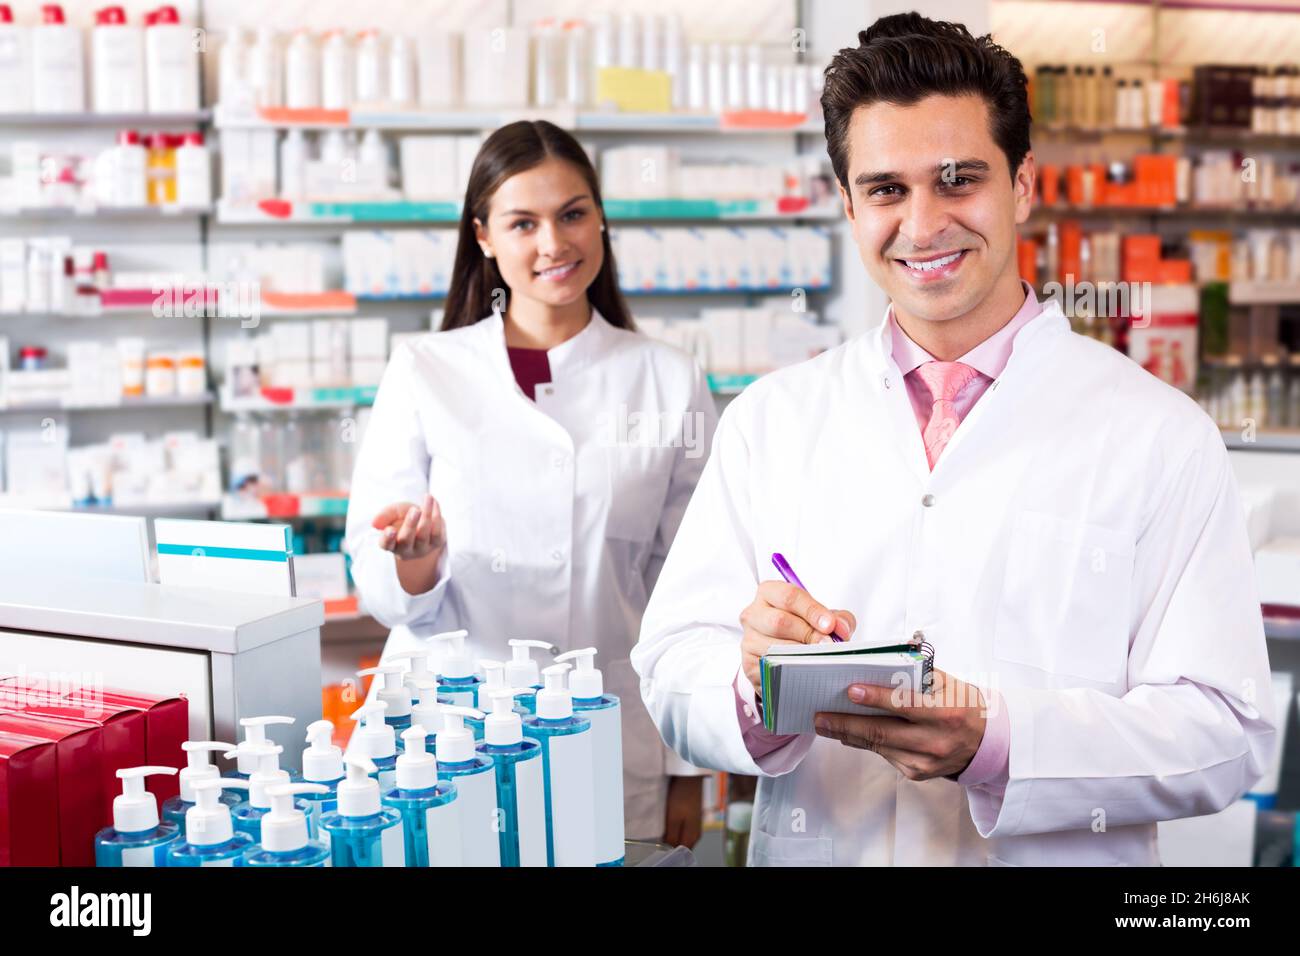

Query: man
[[632, 13, 1274, 866]]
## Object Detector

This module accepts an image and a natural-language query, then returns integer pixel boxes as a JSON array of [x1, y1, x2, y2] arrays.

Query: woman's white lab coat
[[633, 298, 1275, 865], [345, 308, 717, 840]]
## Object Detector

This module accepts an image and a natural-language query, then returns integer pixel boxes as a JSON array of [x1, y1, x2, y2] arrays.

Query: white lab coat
[[345, 308, 717, 840], [633, 298, 1275, 866]]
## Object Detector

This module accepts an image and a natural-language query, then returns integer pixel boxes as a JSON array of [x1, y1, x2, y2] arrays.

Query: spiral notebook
[[759, 638, 935, 734]]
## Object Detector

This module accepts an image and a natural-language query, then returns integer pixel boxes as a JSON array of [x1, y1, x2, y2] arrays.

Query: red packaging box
[[0, 713, 104, 866], [13, 700, 146, 823], [0, 732, 60, 866], [63, 689, 188, 806]]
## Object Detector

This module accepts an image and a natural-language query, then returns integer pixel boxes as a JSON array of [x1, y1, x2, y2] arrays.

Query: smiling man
[[632, 13, 1274, 866]]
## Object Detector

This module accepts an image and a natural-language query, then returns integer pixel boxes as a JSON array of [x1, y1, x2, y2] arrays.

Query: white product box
[[350, 318, 389, 359], [701, 308, 744, 375], [220, 130, 252, 205], [741, 307, 774, 373], [249, 130, 278, 201], [350, 357, 387, 387], [271, 321, 311, 360], [1255, 537, 1300, 605], [455, 135, 482, 197], [293, 552, 349, 602], [5, 426, 69, 500], [417, 32, 461, 108], [0, 239, 25, 313], [400, 136, 459, 200], [463, 27, 528, 107], [11, 142, 41, 208]]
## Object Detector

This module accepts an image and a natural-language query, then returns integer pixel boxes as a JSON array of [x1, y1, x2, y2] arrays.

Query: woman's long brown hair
[[441, 120, 634, 332]]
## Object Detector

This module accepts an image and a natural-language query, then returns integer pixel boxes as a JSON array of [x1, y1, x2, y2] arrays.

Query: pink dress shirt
[[733, 282, 1044, 789]]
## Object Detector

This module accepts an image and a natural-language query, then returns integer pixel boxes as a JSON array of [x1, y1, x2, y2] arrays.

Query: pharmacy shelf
[[708, 373, 760, 394], [0, 204, 210, 220], [1221, 428, 1300, 452], [0, 495, 218, 515], [0, 391, 215, 414], [1262, 605, 1300, 642], [216, 196, 838, 224], [213, 104, 821, 135], [624, 283, 831, 297], [1033, 125, 1300, 147], [1229, 282, 1300, 306], [219, 385, 378, 413], [0, 110, 210, 127], [1029, 203, 1300, 219], [222, 493, 350, 520]]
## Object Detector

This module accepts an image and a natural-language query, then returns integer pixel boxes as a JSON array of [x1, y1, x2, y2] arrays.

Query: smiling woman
[[441, 120, 633, 337]]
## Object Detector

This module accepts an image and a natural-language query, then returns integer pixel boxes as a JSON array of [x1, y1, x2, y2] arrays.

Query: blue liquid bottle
[[319, 756, 404, 866], [161, 740, 241, 835], [241, 783, 330, 867], [166, 778, 255, 867], [358, 663, 413, 740], [231, 714, 295, 779], [382, 725, 459, 867], [430, 628, 481, 706], [349, 702, 399, 789], [229, 742, 294, 843], [521, 664, 596, 867], [94, 766, 181, 867], [435, 705, 501, 866], [476, 687, 547, 867], [470, 660, 516, 740], [556, 647, 625, 866], [506, 639, 555, 714], [300, 720, 345, 850]]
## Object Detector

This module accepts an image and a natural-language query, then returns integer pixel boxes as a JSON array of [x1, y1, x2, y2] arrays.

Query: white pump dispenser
[[234, 715, 294, 775], [262, 783, 328, 852], [113, 766, 177, 832], [302, 720, 344, 783], [385, 647, 437, 694], [396, 725, 439, 790], [506, 639, 555, 689], [476, 659, 507, 711], [350, 701, 396, 761], [357, 664, 412, 720], [227, 742, 289, 811], [429, 628, 473, 679], [485, 686, 529, 746], [536, 663, 575, 719], [409, 678, 443, 738], [185, 778, 247, 846], [555, 647, 603, 699], [178, 740, 237, 801], [435, 705, 482, 763], [337, 755, 381, 816]]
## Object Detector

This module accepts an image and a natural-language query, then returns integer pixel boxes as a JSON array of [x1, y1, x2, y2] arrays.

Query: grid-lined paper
[[766, 652, 925, 735]]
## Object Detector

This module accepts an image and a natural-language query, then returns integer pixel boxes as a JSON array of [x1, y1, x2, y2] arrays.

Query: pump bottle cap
[[484, 687, 529, 746], [409, 678, 443, 738], [302, 720, 344, 782], [476, 659, 506, 710], [349, 702, 396, 759], [384, 648, 436, 691], [234, 715, 294, 775], [337, 755, 382, 817], [435, 705, 483, 763], [226, 742, 287, 809], [178, 740, 237, 802], [185, 777, 248, 846], [554, 647, 603, 699], [112, 766, 177, 833], [262, 783, 327, 852], [536, 663, 575, 720], [396, 725, 439, 790], [506, 640, 555, 688], [357, 664, 412, 719], [427, 628, 472, 679]]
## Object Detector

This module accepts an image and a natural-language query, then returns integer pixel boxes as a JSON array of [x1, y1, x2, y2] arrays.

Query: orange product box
[[1157, 259, 1193, 283], [1065, 165, 1085, 206], [1040, 164, 1060, 206], [1060, 221, 1083, 281], [1017, 238, 1038, 286]]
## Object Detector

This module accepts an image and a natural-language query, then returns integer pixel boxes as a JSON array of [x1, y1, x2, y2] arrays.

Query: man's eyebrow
[[853, 159, 991, 187]]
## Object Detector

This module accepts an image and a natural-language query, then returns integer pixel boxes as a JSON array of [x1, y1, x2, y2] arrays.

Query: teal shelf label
[[306, 201, 461, 222], [604, 199, 763, 220], [707, 374, 759, 392]]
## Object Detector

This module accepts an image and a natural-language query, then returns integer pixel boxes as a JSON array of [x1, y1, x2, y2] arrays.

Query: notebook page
[[770, 656, 924, 735]]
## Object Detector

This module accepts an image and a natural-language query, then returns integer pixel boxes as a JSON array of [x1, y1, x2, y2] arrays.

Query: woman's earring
[[599, 223, 606, 233], [482, 247, 495, 259]]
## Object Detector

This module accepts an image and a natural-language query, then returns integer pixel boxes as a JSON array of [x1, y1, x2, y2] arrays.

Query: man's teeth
[[903, 252, 962, 271]]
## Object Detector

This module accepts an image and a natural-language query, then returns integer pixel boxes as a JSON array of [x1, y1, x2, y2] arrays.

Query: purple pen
[[771, 552, 844, 642]]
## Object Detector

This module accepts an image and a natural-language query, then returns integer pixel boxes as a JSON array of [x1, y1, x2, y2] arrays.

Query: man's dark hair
[[821, 12, 1031, 190]]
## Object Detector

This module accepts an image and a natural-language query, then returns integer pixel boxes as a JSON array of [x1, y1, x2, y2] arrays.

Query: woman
[[344, 120, 717, 848]]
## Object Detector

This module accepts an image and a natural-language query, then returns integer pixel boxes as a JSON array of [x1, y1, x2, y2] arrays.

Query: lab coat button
[[743, 706, 754, 719], [921, 493, 935, 507], [551, 549, 564, 561]]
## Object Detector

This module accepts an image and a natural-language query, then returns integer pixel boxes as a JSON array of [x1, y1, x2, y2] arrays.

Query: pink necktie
[[915, 361, 979, 469]]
